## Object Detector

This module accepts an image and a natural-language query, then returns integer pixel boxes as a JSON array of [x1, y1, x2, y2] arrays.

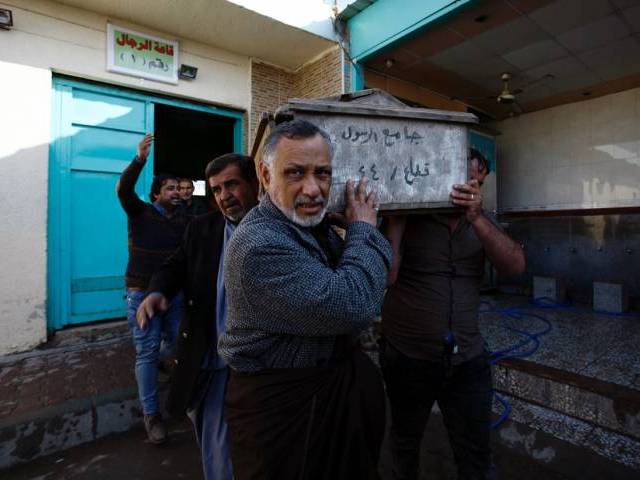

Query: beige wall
[[497, 88, 640, 212], [0, 0, 252, 355], [1, 0, 251, 109], [0, 62, 51, 354]]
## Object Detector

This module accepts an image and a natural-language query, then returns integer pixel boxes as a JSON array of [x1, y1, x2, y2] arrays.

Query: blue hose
[[483, 296, 637, 428], [482, 298, 554, 428]]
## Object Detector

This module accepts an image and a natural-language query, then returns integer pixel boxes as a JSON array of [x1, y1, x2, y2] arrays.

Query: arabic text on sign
[[341, 125, 424, 147], [116, 32, 175, 57]]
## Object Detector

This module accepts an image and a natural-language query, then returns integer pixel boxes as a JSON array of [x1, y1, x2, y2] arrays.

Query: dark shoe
[[157, 357, 177, 384], [144, 413, 167, 444]]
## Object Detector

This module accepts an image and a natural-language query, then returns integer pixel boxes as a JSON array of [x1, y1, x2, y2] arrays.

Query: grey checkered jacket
[[218, 195, 392, 372]]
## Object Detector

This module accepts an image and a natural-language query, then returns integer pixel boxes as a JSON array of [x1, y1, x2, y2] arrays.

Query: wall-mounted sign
[[107, 24, 179, 84]]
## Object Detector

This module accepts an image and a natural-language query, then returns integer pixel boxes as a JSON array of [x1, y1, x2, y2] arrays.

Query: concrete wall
[[0, 0, 253, 355], [0, 62, 51, 354], [497, 88, 640, 212], [0, 0, 251, 109]]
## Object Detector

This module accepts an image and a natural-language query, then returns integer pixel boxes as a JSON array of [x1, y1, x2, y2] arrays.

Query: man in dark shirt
[[381, 149, 525, 480], [178, 177, 212, 217], [136, 153, 259, 480], [116, 133, 189, 445]]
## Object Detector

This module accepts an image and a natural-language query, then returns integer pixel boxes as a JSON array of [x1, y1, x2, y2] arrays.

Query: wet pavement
[[2, 294, 639, 479], [1, 412, 577, 480], [2, 421, 202, 480]]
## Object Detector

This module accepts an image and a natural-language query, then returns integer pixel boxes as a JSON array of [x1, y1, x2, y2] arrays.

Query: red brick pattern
[[250, 62, 295, 148], [249, 47, 344, 149], [293, 47, 343, 100]]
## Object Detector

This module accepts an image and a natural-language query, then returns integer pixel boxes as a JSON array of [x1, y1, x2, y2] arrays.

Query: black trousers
[[380, 341, 496, 480], [225, 350, 385, 480]]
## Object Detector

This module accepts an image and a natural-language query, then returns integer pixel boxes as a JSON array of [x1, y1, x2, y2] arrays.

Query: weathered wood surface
[[293, 111, 471, 212], [252, 89, 478, 213]]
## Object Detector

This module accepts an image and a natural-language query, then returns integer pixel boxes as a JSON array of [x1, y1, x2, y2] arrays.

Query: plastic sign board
[[107, 24, 179, 84]]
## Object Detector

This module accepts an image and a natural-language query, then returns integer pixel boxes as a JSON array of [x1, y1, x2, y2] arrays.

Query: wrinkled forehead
[[274, 134, 332, 167], [161, 179, 179, 189], [208, 164, 245, 186]]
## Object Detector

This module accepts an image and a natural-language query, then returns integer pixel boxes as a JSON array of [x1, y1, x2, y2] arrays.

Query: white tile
[[552, 165, 573, 205], [501, 40, 568, 71], [471, 17, 548, 56], [524, 56, 590, 83], [545, 71, 601, 94], [610, 0, 640, 9], [529, 0, 613, 36], [621, 5, 640, 32], [578, 36, 640, 80], [556, 15, 630, 54]]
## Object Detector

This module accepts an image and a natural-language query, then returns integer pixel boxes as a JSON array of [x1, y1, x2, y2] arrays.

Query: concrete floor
[[2, 422, 202, 480], [2, 411, 581, 480], [3, 294, 638, 479], [479, 296, 640, 388]]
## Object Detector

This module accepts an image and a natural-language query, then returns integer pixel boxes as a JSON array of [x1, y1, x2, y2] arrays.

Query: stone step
[[495, 358, 640, 443], [493, 358, 640, 474], [0, 322, 145, 469]]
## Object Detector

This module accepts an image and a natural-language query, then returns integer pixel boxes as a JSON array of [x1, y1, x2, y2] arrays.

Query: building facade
[[0, 0, 344, 356]]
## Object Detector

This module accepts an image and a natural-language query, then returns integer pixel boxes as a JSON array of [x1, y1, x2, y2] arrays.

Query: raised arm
[[116, 133, 153, 216]]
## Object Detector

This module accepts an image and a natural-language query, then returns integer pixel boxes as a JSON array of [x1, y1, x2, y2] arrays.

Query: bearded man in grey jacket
[[218, 119, 392, 479]]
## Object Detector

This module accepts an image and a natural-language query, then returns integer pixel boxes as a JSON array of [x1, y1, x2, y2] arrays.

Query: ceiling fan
[[496, 72, 519, 104], [454, 72, 554, 116]]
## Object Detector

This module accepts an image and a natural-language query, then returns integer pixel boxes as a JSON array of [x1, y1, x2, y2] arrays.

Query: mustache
[[221, 199, 240, 209], [294, 195, 325, 208]]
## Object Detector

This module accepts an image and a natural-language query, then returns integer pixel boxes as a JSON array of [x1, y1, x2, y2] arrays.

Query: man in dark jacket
[[136, 153, 258, 480], [116, 133, 188, 445], [178, 177, 213, 217]]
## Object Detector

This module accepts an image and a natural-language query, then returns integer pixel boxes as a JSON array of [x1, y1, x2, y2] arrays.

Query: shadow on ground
[[2, 420, 201, 480]]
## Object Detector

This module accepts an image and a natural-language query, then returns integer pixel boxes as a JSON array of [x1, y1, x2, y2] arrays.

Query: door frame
[[48, 76, 245, 332]]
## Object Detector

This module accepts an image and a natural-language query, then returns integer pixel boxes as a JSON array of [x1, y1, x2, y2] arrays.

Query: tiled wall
[[497, 87, 640, 212]]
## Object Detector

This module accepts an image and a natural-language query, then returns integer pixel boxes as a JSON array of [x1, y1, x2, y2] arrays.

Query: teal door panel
[[71, 89, 148, 131], [469, 130, 496, 173], [50, 78, 154, 330], [69, 170, 128, 295], [49, 76, 245, 332]]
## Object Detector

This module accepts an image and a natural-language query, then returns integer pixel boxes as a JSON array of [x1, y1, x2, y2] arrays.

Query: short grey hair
[[262, 119, 333, 169]]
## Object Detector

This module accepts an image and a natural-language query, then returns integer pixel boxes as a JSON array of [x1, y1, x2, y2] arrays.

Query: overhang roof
[[54, 0, 336, 70], [361, 0, 640, 119]]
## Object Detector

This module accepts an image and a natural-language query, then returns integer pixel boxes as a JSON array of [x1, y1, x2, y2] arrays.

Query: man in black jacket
[[136, 153, 258, 480]]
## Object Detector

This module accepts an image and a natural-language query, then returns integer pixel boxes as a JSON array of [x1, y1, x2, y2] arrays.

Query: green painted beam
[[348, 0, 475, 62]]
